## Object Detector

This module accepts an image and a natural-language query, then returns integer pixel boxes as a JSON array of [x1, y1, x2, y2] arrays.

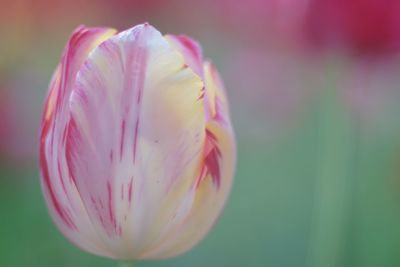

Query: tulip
[[39, 23, 235, 260]]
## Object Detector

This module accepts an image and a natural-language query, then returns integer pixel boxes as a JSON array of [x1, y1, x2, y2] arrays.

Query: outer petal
[[40, 26, 116, 257], [165, 34, 216, 122], [164, 34, 204, 78], [65, 24, 206, 258], [138, 61, 236, 259]]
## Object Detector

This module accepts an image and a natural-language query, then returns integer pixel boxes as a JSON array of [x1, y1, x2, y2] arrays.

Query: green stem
[[308, 67, 354, 267]]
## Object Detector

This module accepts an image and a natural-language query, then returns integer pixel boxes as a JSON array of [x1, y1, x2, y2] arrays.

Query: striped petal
[[165, 34, 204, 78], [137, 61, 236, 259], [65, 24, 205, 258], [165, 35, 218, 122], [40, 26, 117, 257]]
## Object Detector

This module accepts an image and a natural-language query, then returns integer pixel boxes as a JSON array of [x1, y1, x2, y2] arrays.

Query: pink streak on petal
[[40, 137, 77, 230], [65, 24, 156, 237], [133, 119, 140, 163], [128, 176, 134, 204], [40, 26, 114, 232], [166, 34, 204, 77], [120, 119, 126, 160], [120, 33, 147, 164], [195, 129, 222, 190], [107, 181, 116, 229]]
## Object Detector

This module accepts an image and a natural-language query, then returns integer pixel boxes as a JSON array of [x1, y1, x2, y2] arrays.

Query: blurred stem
[[118, 261, 134, 267], [308, 65, 354, 267]]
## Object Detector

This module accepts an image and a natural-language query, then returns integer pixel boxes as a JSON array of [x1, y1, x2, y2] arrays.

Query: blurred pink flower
[[0, 89, 17, 157], [226, 48, 317, 137], [339, 58, 400, 134], [303, 0, 400, 57], [204, 0, 400, 56], [209, 0, 400, 135], [200, 0, 309, 47], [0, 83, 38, 166]]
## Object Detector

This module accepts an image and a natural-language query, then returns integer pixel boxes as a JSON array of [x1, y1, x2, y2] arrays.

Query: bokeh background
[[2, 0, 400, 266]]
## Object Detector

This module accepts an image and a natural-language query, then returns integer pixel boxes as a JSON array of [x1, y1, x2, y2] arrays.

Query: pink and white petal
[[137, 61, 236, 259], [164, 34, 204, 78], [40, 26, 116, 257], [165, 36, 227, 123], [66, 24, 205, 258], [43, 26, 117, 124], [203, 61, 233, 125]]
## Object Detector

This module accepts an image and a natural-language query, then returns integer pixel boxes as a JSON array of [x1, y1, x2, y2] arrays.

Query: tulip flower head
[[39, 23, 235, 260]]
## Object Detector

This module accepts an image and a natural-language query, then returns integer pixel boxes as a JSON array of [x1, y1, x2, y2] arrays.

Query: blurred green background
[[2, 0, 400, 266]]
